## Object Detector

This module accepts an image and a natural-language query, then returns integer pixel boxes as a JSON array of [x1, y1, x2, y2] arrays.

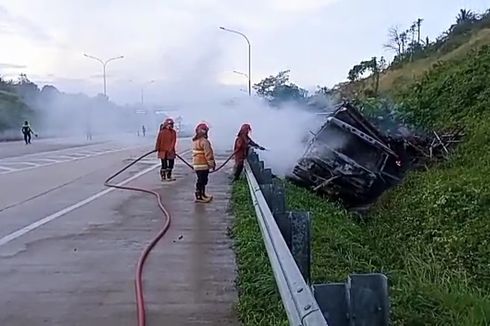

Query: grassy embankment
[[230, 44, 490, 326]]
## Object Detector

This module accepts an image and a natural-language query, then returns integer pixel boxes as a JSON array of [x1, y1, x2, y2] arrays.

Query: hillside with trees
[[234, 7, 490, 325], [341, 8, 490, 98]]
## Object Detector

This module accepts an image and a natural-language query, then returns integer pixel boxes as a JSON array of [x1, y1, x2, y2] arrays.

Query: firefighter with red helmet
[[155, 118, 177, 181], [192, 122, 215, 203], [233, 123, 265, 181]]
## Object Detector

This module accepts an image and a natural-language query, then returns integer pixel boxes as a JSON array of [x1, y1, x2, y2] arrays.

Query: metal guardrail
[[244, 160, 328, 326], [244, 150, 390, 326]]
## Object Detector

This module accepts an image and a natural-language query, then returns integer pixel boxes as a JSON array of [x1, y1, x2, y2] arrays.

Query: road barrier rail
[[244, 150, 390, 326]]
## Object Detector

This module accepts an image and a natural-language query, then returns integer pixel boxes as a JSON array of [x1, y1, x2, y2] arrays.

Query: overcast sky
[[0, 0, 488, 105]]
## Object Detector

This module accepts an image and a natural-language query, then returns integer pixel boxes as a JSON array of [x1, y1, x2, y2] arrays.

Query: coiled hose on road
[[104, 149, 236, 326]]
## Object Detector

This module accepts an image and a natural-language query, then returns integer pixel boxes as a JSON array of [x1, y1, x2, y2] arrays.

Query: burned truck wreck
[[288, 102, 407, 205], [287, 101, 460, 206]]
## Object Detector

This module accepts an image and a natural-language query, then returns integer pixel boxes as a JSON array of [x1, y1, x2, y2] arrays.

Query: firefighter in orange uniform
[[233, 123, 265, 181], [192, 123, 215, 203], [155, 118, 177, 181]]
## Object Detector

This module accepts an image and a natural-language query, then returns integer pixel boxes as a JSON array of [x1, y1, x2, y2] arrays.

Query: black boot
[[195, 189, 207, 203], [201, 185, 213, 202], [167, 169, 176, 181], [160, 169, 166, 181]]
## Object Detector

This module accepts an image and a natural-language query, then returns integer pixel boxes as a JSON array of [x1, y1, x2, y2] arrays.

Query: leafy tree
[[456, 9, 478, 24], [347, 57, 384, 97], [253, 70, 308, 105], [14, 74, 40, 105]]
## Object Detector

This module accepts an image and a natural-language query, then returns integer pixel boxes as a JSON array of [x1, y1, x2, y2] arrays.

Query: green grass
[[230, 180, 288, 326], [286, 182, 490, 326], [231, 176, 490, 325]]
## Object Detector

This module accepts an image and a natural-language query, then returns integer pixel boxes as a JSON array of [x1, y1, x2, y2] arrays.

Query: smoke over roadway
[[167, 96, 325, 177], [22, 27, 327, 176]]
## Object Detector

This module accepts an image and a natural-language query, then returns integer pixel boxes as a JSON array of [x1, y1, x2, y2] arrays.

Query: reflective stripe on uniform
[[193, 164, 209, 169]]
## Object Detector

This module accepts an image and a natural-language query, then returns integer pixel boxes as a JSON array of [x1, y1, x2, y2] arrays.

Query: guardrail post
[[313, 273, 390, 326], [260, 168, 273, 185], [347, 273, 390, 326], [274, 212, 292, 248], [290, 211, 311, 285], [313, 283, 349, 326]]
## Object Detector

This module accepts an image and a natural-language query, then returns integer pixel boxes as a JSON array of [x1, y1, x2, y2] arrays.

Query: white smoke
[[167, 96, 325, 177], [15, 25, 330, 176]]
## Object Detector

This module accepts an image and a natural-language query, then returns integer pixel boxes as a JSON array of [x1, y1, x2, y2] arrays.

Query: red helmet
[[240, 123, 251, 132], [195, 122, 209, 133]]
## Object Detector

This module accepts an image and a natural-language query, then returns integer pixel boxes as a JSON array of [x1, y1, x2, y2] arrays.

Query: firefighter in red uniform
[[192, 123, 215, 203], [233, 123, 265, 181], [155, 118, 177, 181]]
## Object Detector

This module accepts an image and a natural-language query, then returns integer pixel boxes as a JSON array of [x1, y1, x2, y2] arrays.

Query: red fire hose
[[104, 148, 236, 326]]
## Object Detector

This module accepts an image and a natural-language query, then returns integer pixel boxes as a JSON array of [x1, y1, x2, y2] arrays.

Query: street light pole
[[83, 53, 124, 97], [220, 26, 251, 96], [141, 80, 155, 106]]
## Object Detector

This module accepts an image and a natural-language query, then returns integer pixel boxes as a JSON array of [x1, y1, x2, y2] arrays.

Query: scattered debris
[[287, 102, 463, 207]]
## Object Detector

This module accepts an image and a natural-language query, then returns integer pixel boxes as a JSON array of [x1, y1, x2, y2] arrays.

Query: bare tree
[[383, 26, 403, 55]]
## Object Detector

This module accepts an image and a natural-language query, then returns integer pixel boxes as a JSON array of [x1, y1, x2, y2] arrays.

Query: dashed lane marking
[[0, 163, 160, 247]]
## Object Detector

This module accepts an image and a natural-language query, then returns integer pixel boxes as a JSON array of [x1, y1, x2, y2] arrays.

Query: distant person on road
[[86, 123, 92, 141], [155, 118, 177, 182], [142, 125, 146, 137], [233, 123, 265, 181], [21, 121, 37, 145], [192, 123, 215, 203]]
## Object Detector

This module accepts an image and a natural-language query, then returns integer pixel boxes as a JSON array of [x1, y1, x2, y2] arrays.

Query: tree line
[[343, 8, 490, 98]]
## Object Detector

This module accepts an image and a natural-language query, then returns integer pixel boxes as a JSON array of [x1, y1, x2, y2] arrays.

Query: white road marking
[[0, 146, 140, 175], [29, 159, 60, 163], [0, 163, 160, 247]]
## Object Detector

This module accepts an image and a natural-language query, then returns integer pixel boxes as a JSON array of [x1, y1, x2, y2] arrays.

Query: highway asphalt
[[0, 136, 239, 325]]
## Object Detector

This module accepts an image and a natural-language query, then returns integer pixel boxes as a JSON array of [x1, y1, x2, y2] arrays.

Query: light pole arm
[[84, 54, 124, 98], [220, 27, 250, 47], [84, 54, 104, 65], [220, 27, 252, 96], [104, 56, 124, 67], [233, 70, 249, 78]]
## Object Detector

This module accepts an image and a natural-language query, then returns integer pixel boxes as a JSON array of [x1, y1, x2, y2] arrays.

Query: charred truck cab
[[288, 102, 408, 206]]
